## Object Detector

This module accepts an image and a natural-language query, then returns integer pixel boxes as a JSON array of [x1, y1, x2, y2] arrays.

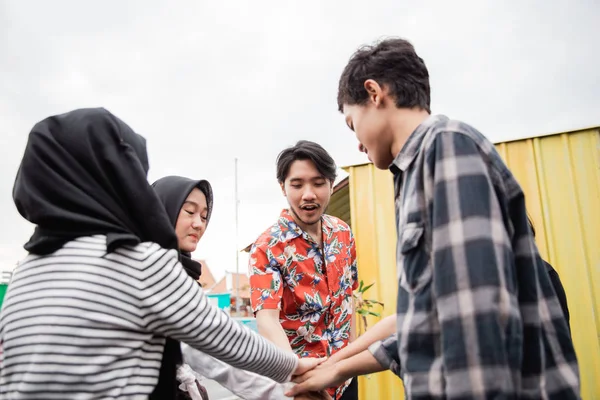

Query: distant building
[[211, 272, 251, 317], [195, 259, 217, 291]]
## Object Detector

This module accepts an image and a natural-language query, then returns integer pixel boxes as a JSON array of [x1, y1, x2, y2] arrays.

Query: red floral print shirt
[[249, 209, 358, 398]]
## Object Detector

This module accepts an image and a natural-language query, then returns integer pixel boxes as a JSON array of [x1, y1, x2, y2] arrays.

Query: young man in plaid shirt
[[288, 38, 580, 399]]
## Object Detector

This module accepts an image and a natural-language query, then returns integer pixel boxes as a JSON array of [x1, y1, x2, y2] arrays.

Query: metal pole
[[234, 157, 241, 315]]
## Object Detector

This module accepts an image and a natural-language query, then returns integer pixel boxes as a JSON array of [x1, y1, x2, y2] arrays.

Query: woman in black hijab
[[0, 108, 320, 400], [152, 176, 214, 400], [152, 176, 332, 400]]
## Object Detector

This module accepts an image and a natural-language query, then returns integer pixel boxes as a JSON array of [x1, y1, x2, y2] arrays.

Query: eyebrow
[[183, 201, 208, 211], [289, 176, 326, 183]]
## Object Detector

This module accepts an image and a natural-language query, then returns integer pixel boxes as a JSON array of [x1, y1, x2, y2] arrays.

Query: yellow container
[[332, 126, 600, 399]]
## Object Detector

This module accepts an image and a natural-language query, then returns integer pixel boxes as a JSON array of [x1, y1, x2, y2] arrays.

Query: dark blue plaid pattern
[[369, 115, 580, 399]]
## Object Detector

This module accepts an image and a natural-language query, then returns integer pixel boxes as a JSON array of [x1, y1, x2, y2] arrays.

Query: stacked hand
[[287, 359, 343, 398], [293, 390, 332, 400], [294, 357, 326, 376]]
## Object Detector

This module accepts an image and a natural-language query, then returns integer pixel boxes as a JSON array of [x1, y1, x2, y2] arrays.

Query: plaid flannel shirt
[[369, 115, 580, 399]]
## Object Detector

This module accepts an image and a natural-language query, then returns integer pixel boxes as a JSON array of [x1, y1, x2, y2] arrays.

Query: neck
[[293, 213, 322, 242], [389, 108, 431, 159]]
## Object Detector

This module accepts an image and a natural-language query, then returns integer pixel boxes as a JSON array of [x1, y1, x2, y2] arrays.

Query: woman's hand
[[293, 357, 326, 376], [287, 364, 344, 397]]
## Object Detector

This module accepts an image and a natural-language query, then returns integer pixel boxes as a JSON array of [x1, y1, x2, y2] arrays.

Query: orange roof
[[211, 273, 250, 299], [195, 259, 217, 290]]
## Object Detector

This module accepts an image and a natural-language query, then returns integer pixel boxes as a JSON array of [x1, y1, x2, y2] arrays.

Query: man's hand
[[293, 357, 326, 376], [287, 364, 344, 396], [287, 349, 386, 397]]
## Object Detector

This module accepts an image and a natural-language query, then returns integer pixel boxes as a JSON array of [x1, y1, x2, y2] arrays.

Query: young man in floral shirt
[[249, 140, 359, 400]]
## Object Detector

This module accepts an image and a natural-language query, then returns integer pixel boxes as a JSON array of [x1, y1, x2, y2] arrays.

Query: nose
[[302, 187, 317, 202], [191, 215, 205, 231]]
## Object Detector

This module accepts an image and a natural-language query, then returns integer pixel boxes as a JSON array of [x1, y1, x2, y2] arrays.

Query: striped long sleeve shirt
[[369, 115, 580, 399], [0, 235, 298, 399]]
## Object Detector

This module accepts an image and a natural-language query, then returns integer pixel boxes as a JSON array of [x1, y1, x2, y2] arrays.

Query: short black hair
[[276, 140, 337, 184], [337, 37, 431, 113]]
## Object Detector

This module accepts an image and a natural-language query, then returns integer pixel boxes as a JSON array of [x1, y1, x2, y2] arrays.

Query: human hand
[[286, 364, 343, 397], [294, 390, 332, 400], [293, 357, 326, 376]]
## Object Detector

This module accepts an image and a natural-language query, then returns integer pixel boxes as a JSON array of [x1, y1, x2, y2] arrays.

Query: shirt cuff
[[368, 334, 401, 377]]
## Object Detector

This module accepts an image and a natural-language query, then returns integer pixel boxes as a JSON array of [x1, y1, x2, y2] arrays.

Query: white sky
[[1, 0, 599, 280]]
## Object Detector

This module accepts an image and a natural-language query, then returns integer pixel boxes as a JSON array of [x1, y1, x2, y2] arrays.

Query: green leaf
[[361, 282, 375, 293]]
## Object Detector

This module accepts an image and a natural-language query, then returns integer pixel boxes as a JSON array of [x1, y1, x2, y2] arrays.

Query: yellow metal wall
[[495, 127, 600, 399], [345, 127, 600, 399], [345, 164, 405, 400]]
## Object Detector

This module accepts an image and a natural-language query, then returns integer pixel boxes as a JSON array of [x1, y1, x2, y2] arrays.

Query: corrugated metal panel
[[495, 127, 600, 399], [344, 164, 404, 400], [328, 182, 352, 228], [344, 126, 600, 399]]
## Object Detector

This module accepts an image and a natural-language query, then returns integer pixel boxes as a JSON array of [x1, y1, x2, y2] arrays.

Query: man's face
[[343, 102, 395, 169], [281, 160, 332, 229]]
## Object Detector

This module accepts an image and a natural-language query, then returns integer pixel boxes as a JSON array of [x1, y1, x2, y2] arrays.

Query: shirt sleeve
[[139, 245, 297, 384], [248, 243, 284, 312], [426, 131, 518, 398], [368, 333, 401, 377], [349, 231, 359, 291], [181, 343, 293, 400]]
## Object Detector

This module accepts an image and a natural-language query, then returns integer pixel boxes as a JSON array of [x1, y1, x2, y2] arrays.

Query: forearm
[[334, 350, 386, 383], [181, 343, 291, 400], [257, 313, 294, 352], [329, 314, 396, 363], [141, 247, 297, 383]]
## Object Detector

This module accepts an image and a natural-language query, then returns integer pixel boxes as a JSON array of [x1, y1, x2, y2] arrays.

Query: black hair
[[337, 37, 431, 113], [276, 140, 337, 184]]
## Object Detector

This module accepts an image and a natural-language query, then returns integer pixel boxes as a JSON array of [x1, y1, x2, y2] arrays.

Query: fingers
[[286, 381, 312, 397], [295, 357, 327, 375], [292, 370, 314, 384]]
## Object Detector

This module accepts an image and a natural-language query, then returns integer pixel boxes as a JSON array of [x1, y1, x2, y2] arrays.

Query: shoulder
[[423, 119, 492, 154], [250, 221, 282, 255], [323, 214, 352, 234], [117, 241, 180, 272]]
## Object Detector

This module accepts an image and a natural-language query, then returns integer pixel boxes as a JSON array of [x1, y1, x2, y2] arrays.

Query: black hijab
[[13, 107, 178, 254], [150, 176, 213, 400], [13, 108, 182, 399], [153, 176, 213, 280]]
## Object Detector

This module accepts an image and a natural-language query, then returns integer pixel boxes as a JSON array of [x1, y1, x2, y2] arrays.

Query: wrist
[[332, 361, 350, 386]]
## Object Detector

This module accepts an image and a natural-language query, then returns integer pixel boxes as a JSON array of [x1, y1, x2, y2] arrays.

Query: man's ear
[[280, 182, 286, 196], [364, 79, 384, 107]]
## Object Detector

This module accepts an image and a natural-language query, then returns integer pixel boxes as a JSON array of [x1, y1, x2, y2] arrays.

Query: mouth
[[300, 204, 319, 212], [188, 234, 199, 240]]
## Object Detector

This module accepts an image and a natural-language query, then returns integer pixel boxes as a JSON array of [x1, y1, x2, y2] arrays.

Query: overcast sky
[[1, 0, 598, 280]]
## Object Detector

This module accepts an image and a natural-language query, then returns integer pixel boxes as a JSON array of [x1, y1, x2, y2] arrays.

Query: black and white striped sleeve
[[138, 244, 298, 383]]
